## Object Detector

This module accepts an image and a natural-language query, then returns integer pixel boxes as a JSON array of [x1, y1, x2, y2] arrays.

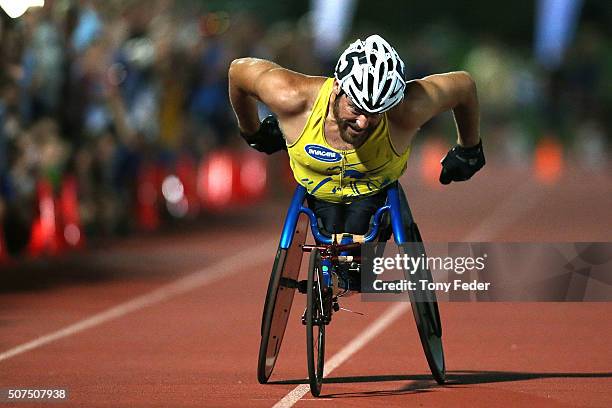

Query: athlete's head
[[332, 35, 406, 145], [331, 84, 381, 146], [334, 34, 406, 115]]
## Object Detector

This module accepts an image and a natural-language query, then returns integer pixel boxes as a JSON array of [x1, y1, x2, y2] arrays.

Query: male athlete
[[229, 34, 484, 239]]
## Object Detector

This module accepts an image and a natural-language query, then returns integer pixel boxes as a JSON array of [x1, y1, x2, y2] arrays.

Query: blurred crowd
[[0, 0, 610, 256]]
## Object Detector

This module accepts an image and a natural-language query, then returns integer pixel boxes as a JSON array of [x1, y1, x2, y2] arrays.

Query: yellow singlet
[[287, 78, 411, 203]]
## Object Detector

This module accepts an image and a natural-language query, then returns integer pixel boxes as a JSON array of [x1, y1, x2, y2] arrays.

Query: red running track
[[1, 165, 611, 407]]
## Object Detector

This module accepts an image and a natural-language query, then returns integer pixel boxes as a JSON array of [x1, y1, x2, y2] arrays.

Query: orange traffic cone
[[136, 163, 161, 230], [534, 136, 564, 184], [419, 138, 447, 189], [237, 149, 267, 203], [198, 149, 236, 210], [28, 180, 58, 256], [58, 175, 84, 248]]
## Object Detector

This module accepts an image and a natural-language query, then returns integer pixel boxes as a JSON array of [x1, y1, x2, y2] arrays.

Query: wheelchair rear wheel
[[395, 184, 445, 384], [401, 222, 445, 384], [258, 214, 309, 384]]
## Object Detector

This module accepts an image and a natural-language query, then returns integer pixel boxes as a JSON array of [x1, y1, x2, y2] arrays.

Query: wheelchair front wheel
[[306, 249, 325, 397]]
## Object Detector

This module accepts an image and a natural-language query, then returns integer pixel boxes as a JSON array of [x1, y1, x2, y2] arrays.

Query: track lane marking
[[272, 302, 409, 408], [0, 238, 278, 362]]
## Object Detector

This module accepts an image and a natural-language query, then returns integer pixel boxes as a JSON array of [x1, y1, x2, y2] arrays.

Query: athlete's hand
[[439, 139, 485, 185], [241, 115, 287, 155]]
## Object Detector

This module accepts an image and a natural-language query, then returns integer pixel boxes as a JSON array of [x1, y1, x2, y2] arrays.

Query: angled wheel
[[401, 223, 445, 384], [396, 184, 445, 384], [306, 249, 325, 397], [258, 214, 309, 384]]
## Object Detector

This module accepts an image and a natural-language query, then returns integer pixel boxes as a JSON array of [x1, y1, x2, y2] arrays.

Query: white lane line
[[0, 238, 277, 362], [272, 302, 409, 408], [272, 178, 547, 407]]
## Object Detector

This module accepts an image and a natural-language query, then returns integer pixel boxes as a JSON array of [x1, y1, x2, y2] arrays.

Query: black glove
[[439, 139, 485, 185], [240, 115, 287, 155]]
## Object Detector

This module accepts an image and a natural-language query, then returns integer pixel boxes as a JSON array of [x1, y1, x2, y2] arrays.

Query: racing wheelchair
[[257, 182, 445, 396]]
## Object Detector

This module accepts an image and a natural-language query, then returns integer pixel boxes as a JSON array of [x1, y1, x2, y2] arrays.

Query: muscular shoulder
[[258, 72, 326, 118], [406, 71, 475, 105], [388, 71, 475, 129], [229, 58, 325, 119]]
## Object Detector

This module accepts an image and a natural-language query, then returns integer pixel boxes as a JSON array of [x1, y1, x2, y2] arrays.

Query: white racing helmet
[[334, 34, 406, 114]]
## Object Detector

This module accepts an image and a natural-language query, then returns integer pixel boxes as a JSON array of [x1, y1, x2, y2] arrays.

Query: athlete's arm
[[389, 71, 480, 147], [228, 58, 308, 135], [390, 71, 484, 184]]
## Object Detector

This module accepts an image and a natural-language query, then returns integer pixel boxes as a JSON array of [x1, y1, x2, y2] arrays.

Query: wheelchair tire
[[258, 214, 309, 384], [394, 184, 445, 384], [400, 224, 445, 384], [306, 249, 325, 397]]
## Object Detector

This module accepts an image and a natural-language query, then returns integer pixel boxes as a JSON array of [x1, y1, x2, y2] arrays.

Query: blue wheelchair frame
[[258, 182, 445, 388], [279, 184, 408, 248]]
